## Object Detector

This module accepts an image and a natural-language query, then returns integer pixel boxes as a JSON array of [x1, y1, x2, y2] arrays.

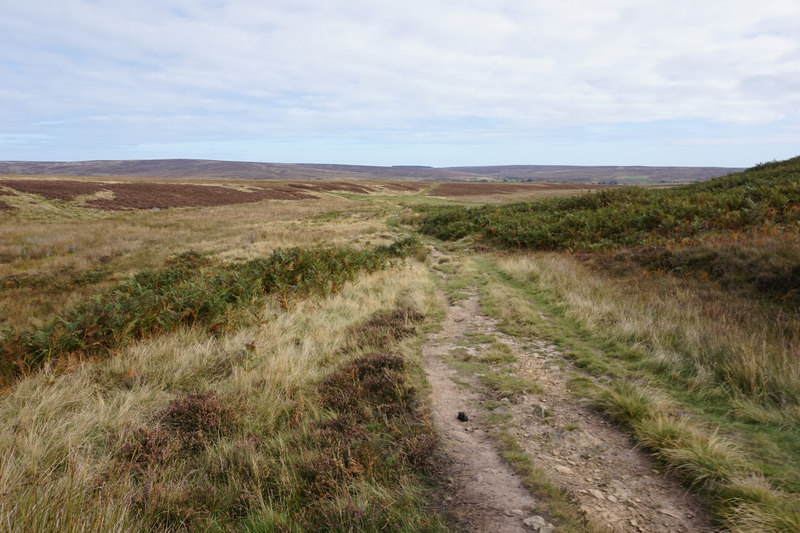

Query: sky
[[1, 0, 799, 167]]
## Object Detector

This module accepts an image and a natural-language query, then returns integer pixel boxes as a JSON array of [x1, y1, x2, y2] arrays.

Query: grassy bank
[[418, 156, 800, 252], [0, 237, 422, 384], [1, 259, 448, 531], [475, 252, 800, 531]]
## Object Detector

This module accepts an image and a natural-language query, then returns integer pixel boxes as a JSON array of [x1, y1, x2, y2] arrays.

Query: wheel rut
[[424, 290, 538, 532], [421, 253, 713, 532]]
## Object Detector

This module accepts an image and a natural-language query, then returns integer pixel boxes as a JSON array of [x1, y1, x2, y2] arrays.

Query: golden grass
[[495, 253, 800, 404], [0, 179, 446, 529], [0, 259, 437, 529]]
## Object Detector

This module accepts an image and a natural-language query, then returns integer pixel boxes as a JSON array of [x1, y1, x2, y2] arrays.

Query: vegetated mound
[[419, 156, 800, 251], [0, 237, 422, 383], [0, 179, 388, 210], [428, 181, 597, 197], [580, 234, 800, 309]]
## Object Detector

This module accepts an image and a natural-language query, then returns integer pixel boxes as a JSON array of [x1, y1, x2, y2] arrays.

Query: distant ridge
[[0, 159, 744, 184]]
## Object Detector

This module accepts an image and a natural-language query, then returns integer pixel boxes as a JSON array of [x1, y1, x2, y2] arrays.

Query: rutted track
[[422, 250, 712, 532]]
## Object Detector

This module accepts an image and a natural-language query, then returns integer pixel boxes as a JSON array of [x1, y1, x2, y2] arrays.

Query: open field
[[1, 160, 799, 531]]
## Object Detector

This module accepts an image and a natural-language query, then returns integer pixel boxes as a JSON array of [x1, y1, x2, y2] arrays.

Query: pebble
[[554, 464, 573, 475], [522, 515, 555, 533]]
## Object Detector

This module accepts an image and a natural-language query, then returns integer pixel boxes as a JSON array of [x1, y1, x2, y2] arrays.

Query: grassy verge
[[471, 251, 800, 531]]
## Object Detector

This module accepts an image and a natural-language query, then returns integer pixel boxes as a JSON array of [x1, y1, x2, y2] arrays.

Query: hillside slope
[[419, 156, 800, 250]]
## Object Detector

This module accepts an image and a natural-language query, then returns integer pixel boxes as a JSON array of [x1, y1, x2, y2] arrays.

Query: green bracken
[[0, 237, 422, 383]]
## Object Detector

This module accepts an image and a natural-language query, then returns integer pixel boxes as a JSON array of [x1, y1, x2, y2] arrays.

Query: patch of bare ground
[[423, 253, 712, 532], [424, 291, 539, 532]]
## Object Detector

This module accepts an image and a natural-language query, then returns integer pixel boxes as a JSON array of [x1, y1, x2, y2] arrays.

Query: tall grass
[[0, 259, 441, 531], [495, 253, 800, 406], [0, 193, 381, 331]]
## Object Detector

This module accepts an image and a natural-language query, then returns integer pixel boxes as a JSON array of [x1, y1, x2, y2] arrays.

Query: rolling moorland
[[0, 157, 798, 532], [0, 159, 743, 184]]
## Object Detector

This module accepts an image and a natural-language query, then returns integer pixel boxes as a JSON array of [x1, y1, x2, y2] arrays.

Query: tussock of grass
[[478, 341, 516, 363], [594, 381, 671, 425], [721, 479, 800, 533], [633, 416, 752, 488], [480, 372, 542, 400]]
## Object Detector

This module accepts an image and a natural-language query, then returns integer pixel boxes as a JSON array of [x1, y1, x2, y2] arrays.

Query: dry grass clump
[[496, 252, 800, 405], [595, 380, 800, 532], [0, 258, 443, 531]]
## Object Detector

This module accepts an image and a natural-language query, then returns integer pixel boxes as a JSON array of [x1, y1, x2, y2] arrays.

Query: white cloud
[[1, 0, 798, 164]]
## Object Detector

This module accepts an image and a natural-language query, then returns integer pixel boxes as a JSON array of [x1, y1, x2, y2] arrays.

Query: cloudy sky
[[1, 0, 799, 166]]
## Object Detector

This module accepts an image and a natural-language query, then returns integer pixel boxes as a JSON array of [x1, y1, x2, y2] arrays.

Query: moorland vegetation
[[418, 156, 800, 531], [0, 158, 799, 532]]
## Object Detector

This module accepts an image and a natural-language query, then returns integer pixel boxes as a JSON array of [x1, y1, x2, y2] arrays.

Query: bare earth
[[424, 305, 538, 532], [423, 253, 713, 532]]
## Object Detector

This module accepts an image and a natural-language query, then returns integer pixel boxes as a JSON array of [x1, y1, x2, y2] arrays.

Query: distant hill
[[0, 159, 743, 184]]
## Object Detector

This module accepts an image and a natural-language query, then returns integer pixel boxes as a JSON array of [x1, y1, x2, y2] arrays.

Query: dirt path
[[424, 293, 539, 532], [422, 253, 713, 532]]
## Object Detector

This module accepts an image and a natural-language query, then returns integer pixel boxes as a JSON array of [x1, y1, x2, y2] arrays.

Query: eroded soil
[[422, 252, 713, 532]]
